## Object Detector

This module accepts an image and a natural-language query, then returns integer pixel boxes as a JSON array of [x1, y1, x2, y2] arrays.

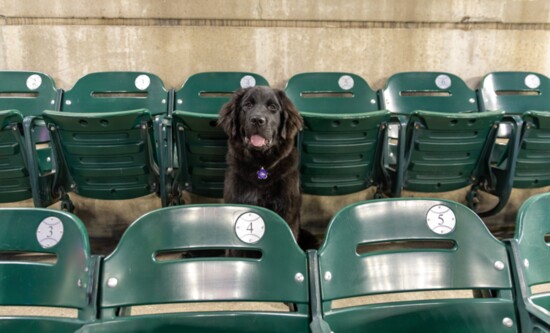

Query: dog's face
[[219, 86, 303, 153], [238, 86, 282, 151]]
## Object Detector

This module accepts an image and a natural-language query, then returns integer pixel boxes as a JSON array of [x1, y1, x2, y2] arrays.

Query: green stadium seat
[[379, 72, 503, 215], [169, 72, 269, 202], [0, 71, 59, 206], [0, 110, 33, 203], [310, 198, 519, 333], [285, 72, 390, 196], [478, 72, 550, 216], [76, 204, 310, 333], [508, 192, 550, 332], [479, 72, 550, 115], [39, 72, 170, 209], [0, 208, 99, 333]]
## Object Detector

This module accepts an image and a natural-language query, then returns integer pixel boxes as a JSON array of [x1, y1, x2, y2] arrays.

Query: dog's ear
[[276, 89, 303, 140], [218, 89, 245, 139]]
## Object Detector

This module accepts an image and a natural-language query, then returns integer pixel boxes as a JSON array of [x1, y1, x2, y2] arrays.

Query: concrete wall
[[1, 0, 549, 251], [1, 0, 548, 90]]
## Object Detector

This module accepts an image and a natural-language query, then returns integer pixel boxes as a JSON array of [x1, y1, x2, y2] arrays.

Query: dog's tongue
[[250, 135, 266, 147]]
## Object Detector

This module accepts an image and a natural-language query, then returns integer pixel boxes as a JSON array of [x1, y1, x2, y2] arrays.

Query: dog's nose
[[250, 116, 266, 127]]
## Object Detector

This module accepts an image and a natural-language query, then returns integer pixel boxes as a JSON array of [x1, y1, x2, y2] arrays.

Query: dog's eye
[[243, 102, 253, 110], [268, 104, 279, 112]]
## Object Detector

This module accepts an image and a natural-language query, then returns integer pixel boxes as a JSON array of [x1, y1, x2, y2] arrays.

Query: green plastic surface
[[0, 208, 97, 333], [379, 72, 502, 204], [317, 198, 518, 333], [83, 204, 309, 333], [77, 313, 309, 333], [380, 72, 478, 114], [479, 72, 550, 190], [43, 109, 158, 200], [0, 71, 58, 204], [478, 72, 550, 114], [404, 110, 503, 192], [0, 71, 57, 117], [513, 193, 550, 301], [285, 72, 389, 195], [285, 72, 380, 114], [61, 72, 168, 115], [509, 193, 550, 332], [0, 110, 32, 202], [42, 72, 169, 202], [172, 72, 269, 198], [514, 111, 550, 188]]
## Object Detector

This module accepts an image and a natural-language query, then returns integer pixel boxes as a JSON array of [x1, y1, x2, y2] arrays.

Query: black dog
[[219, 86, 317, 249]]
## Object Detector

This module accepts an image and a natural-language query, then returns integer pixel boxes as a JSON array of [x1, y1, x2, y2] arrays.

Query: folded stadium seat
[[309, 198, 519, 333], [0, 208, 99, 333], [0, 71, 59, 206], [379, 72, 504, 215], [75, 204, 310, 333], [507, 192, 550, 332], [39, 72, 170, 210], [477, 72, 550, 217], [285, 72, 391, 196], [169, 72, 269, 203]]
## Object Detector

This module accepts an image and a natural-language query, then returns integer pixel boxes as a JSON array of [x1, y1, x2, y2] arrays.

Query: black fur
[[219, 86, 315, 248]]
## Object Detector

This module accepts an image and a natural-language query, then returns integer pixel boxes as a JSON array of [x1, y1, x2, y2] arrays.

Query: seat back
[[0, 208, 97, 333], [171, 72, 269, 199], [61, 72, 168, 115], [0, 71, 58, 116], [86, 205, 309, 333], [0, 71, 58, 204], [478, 72, 550, 189], [511, 193, 550, 327], [316, 198, 518, 333], [478, 72, 550, 114], [42, 72, 168, 201], [285, 72, 390, 195], [516, 111, 550, 188], [380, 71, 478, 114], [404, 110, 502, 192], [379, 72, 501, 202], [0, 110, 31, 202]]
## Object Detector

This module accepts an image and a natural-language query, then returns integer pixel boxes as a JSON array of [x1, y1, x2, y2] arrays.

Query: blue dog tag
[[257, 167, 268, 180]]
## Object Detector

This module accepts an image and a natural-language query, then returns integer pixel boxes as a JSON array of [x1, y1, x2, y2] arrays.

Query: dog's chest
[[238, 176, 286, 206]]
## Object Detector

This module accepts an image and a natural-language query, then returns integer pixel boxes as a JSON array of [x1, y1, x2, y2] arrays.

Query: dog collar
[[257, 167, 268, 180]]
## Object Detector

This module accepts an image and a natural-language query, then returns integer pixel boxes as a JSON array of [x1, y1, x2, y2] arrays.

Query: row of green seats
[[0, 71, 264, 209], [0, 71, 170, 210], [2, 195, 550, 332], [0, 71, 548, 218], [287, 71, 549, 218]]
